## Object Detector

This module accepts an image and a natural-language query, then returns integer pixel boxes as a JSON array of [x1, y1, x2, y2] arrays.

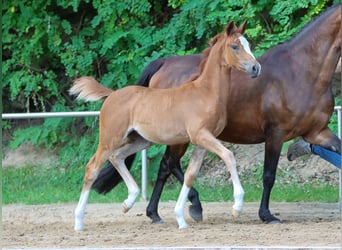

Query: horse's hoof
[[151, 218, 164, 225], [178, 222, 189, 229], [265, 216, 281, 224], [147, 212, 164, 224], [74, 219, 84, 231], [122, 203, 130, 213], [259, 210, 281, 224], [231, 208, 241, 217], [189, 204, 203, 222], [267, 219, 281, 224], [74, 224, 84, 231]]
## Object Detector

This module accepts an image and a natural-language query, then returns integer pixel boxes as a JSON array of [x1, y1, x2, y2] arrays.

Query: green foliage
[[3, 0, 335, 113]]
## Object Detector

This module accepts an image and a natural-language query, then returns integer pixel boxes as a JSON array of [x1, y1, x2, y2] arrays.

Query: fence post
[[141, 149, 148, 201], [337, 108, 341, 211]]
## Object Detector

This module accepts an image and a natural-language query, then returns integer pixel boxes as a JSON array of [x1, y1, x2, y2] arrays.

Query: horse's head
[[222, 21, 261, 78]]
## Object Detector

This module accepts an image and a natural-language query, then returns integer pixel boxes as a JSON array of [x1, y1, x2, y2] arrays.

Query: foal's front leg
[[195, 130, 244, 217]]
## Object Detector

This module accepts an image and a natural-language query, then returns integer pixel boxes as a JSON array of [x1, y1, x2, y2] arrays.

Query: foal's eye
[[231, 44, 239, 50]]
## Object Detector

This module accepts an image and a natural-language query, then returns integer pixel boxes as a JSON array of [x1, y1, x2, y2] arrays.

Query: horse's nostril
[[250, 64, 260, 78], [252, 65, 258, 72]]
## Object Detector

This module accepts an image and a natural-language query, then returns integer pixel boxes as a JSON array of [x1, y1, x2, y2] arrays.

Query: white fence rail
[[2, 106, 342, 203]]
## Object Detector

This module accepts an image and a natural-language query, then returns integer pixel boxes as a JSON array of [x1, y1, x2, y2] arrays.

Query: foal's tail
[[91, 58, 166, 195], [69, 76, 113, 102]]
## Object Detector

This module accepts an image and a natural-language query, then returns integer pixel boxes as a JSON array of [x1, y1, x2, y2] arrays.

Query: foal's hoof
[[189, 204, 203, 222], [74, 223, 84, 231], [231, 208, 241, 218], [122, 202, 130, 213], [74, 218, 84, 231], [178, 222, 189, 229]]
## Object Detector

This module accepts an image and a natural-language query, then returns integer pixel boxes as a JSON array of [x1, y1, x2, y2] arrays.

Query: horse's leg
[[146, 150, 172, 224], [259, 129, 341, 224], [147, 144, 203, 223], [170, 164, 203, 222], [75, 145, 109, 231], [258, 137, 283, 224], [109, 155, 140, 212], [174, 146, 207, 228], [168, 150, 203, 222], [305, 128, 341, 153], [109, 136, 152, 212], [192, 130, 244, 217], [91, 154, 136, 194]]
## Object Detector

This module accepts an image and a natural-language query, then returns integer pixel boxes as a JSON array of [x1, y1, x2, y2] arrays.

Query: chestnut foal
[[70, 21, 260, 230]]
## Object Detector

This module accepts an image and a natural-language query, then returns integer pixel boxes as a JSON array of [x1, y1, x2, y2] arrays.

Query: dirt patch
[[2, 143, 58, 168], [2, 202, 341, 248]]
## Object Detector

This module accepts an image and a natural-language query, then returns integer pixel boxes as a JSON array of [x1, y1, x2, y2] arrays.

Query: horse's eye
[[231, 44, 239, 50]]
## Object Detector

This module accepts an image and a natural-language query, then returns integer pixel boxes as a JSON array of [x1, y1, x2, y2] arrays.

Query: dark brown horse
[[92, 4, 341, 224]]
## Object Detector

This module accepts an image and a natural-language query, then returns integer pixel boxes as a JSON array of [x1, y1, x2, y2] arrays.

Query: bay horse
[[92, 3, 341, 224], [71, 21, 261, 230]]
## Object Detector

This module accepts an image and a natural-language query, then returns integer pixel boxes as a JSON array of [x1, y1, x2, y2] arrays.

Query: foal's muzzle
[[248, 63, 261, 78]]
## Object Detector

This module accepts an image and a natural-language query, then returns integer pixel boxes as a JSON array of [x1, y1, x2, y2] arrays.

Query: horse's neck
[[289, 10, 340, 92], [194, 46, 232, 105]]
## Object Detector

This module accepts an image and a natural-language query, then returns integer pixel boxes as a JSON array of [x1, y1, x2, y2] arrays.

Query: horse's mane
[[286, 3, 339, 44], [189, 33, 223, 81]]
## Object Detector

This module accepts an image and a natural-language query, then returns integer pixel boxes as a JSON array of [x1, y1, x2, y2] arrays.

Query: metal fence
[[2, 106, 342, 202]]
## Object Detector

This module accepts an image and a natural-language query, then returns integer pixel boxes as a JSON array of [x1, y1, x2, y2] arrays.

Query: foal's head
[[220, 21, 261, 78]]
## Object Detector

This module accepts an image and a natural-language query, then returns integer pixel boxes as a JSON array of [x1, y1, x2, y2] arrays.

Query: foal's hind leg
[[109, 135, 151, 213], [75, 146, 109, 231]]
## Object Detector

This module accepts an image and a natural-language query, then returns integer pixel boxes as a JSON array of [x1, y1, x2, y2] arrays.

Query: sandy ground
[[2, 201, 341, 249]]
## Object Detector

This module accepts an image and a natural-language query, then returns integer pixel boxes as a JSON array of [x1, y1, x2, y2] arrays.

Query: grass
[[2, 164, 339, 205]]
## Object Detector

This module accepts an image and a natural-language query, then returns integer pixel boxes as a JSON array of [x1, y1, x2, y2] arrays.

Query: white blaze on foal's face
[[239, 35, 255, 59]]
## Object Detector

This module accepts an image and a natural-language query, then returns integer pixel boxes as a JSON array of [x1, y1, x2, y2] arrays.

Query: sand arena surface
[[2, 202, 341, 249]]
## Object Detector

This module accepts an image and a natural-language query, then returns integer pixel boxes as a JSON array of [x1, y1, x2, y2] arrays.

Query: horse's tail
[[69, 76, 113, 102], [136, 58, 166, 87], [91, 58, 165, 195]]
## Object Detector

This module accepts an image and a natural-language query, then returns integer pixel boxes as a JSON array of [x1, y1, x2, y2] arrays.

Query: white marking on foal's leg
[[232, 184, 244, 217], [122, 186, 140, 213], [222, 149, 244, 217], [175, 184, 190, 229], [74, 190, 90, 231]]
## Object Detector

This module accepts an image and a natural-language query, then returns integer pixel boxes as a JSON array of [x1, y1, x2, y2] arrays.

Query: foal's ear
[[238, 20, 248, 35], [226, 21, 236, 36]]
